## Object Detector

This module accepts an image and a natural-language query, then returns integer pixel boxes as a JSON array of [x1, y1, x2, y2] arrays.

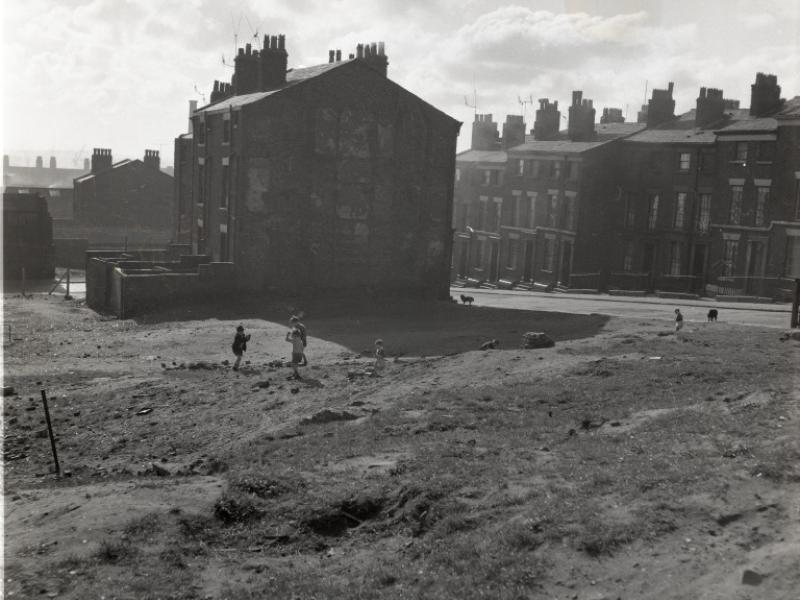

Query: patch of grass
[[214, 491, 263, 524], [94, 539, 137, 563], [123, 512, 162, 538]]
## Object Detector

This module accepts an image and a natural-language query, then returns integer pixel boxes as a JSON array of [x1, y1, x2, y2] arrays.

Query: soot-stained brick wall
[[191, 60, 460, 299]]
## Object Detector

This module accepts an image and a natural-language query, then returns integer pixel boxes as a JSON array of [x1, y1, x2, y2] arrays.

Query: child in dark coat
[[232, 325, 251, 371]]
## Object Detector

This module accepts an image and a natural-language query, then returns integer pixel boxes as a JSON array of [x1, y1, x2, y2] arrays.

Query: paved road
[[452, 287, 794, 329]]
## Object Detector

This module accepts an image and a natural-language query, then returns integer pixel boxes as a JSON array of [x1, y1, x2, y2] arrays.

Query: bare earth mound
[[3, 294, 799, 599]]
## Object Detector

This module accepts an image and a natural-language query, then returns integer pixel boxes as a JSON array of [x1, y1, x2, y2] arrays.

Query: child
[[374, 339, 386, 374], [674, 308, 684, 332], [290, 315, 307, 349], [285, 328, 305, 380], [232, 325, 251, 371]]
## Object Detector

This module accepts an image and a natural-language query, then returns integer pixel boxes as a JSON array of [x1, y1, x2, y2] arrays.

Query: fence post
[[791, 278, 800, 329], [40, 390, 61, 477]]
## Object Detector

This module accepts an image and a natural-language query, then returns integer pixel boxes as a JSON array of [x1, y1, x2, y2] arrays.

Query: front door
[[691, 244, 707, 292], [523, 239, 534, 281], [643, 243, 657, 291], [489, 241, 500, 282], [745, 241, 764, 294]]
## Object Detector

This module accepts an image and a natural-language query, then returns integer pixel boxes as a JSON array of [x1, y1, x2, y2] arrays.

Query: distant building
[[3, 192, 54, 280], [176, 36, 461, 298], [2, 154, 88, 223], [453, 73, 800, 300], [72, 148, 175, 247]]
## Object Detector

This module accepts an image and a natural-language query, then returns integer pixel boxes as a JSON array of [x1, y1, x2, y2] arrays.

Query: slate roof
[[625, 128, 717, 144], [456, 149, 508, 164], [3, 165, 88, 189], [776, 96, 800, 118], [716, 117, 777, 134], [196, 61, 355, 115], [74, 159, 171, 183], [510, 139, 611, 154]]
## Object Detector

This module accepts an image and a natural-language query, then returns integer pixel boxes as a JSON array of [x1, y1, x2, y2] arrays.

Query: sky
[[3, 0, 799, 168]]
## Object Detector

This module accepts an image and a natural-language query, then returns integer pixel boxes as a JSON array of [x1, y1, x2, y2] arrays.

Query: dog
[[707, 309, 718, 322], [480, 339, 499, 350], [460, 294, 475, 306]]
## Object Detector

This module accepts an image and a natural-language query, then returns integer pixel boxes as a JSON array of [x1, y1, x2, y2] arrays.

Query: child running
[[674, 308, 684, 332], [231, 325, 251, 371], [285, 328, 306, 380]]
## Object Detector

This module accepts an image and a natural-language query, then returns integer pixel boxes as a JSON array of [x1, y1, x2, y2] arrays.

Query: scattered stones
[[521, 332, 555, 349], [741, 569, 765, 586], [480, 339, 499, 350], [778, 330, 800, 342], [300, 410, 360, 426]]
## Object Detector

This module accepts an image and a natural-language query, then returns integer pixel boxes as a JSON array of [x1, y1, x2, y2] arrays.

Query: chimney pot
[[50, 156, 57, 169], [378, 41, 385, 56], [245, 43, 251, 55], [335, 49, 341, 61], [278, 34, 285, 50], [668, 82, 674, 93], [329, 50, 335, 63], [36, 156, 43, 168]]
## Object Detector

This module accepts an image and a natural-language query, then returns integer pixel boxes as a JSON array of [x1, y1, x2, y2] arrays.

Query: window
[[673, 192, 686, 229], [729, 186, 743, 225], [697, 193, 711, 232], [483, 170, 491, 186], [527, 194, 537, 229], [795, 180, 800, 220], [197, 164, 206, 205], [517, 159, 525, 176], [623, 241, 634, 272], [723, 239, 738, 277], [455, 168, 461, 182], [491, 198, 502, 231], [786, 237, 800, 277], [624, 193, 635, 228], [647, 194, 659, 230], [735, 142, 748, 163], [505, 196, 519, 227], [221, 164, 230, 208], [528, 160, 539, 178], [567, 161, 579, 180], [669, 242, 682, 276], [755, 187, 769, 227], [49, 190, 61, 197], [547, 192, 558, 228], [543, 237, 555, 271], [220, 231, 228, 261], [197, 117, 206, 145], [562, 197, 576, 230], [550, 161, 561, 179], [483, 170, 500, 186], [223, 115, 231, 144], [678, 152, 690, 171], [506, 239, 519, 268], [478, 197, 488, 230]]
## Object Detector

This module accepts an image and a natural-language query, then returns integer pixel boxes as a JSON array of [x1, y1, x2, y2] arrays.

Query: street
[[452, 287, 793, 329]]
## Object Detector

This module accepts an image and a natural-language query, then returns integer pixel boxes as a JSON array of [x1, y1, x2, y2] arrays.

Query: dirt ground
[[2, 292, 799, 599]]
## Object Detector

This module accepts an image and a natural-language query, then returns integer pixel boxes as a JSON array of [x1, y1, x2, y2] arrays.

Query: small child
[[232, 325, 251, 371], [285, 328, 305, 380], [374, 339, 386, 374], [674, 308, 684, 332]]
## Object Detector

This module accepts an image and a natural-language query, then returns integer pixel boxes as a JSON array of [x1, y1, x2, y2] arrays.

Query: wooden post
[[40, 390, 61, 477], [791, 278, 800, 329], [64, 268, 72, 300], [21, 267, 26, 297]]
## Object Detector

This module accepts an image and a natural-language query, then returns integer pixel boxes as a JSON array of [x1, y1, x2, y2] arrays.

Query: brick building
[[2, 192, 55, 280], [176, 36, 461, 298], [72, 148, 175, 247], [2, 154, 88, 223], [453, 73, 800, 300], [453, 94, 643, 290]]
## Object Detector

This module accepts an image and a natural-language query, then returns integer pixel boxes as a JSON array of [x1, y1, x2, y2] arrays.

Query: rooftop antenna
[[518, 94, 533, 124], [464, 83, 478, 118], [222, 12, 244, 69], [643, 79, 648, 106], [193, 84, 206, 104]]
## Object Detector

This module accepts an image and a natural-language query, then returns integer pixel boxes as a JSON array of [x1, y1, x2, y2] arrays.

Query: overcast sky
[[3, 0, 799, 168]]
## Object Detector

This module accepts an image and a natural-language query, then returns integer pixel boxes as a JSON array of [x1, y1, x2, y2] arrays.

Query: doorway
[[523, 239, 534, 281], [559, 240, 573, 286]]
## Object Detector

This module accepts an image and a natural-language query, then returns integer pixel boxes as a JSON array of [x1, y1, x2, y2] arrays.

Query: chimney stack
[[91, 148, 113, 173], [329, 50, 335, 63], [502, 115, 526, 149], [749, 72, 782, 116], [335, 49, 341, 62], [646, 82, 676, 127], [50, 156, 57, 169], [188, 100, 198, 133], [567, 91, 596, 141], [36, 156, 43, 168], [695, 87, 725, 128], [233, 44, 260, 95], [533, 98, 561, 141], [356, 41, 388, 76], [471, 114, 500, 151], [600, 108, 625, 124], [258, 33, 288, 91], [143, 149, 160, 171]]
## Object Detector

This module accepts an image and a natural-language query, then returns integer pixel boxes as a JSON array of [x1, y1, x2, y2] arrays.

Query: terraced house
[[175, 35, 460, 299], [453, 73, 800, 301]]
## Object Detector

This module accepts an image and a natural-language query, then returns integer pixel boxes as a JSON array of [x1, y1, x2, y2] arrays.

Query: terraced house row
[[453, 73, 800, 300]]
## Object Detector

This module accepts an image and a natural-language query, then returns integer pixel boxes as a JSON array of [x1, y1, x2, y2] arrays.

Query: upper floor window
[[757, 142, 775, 163], [528, 160, 539, 178], [221, 163, 230, 208], [223, 115, 231, 144], [678, 152, 691, 172], [622, 241, 634, 272], [550, 161, 562, 179], [455, 168, 461, 182], [647, 193, 659, 230], [669, 242, 682, 276], [517, 159, 525, 176], [674, 192, 687, 229], [197, 118, 206, 145], [755, 187, 769, 227], [723, 239, 738, 277], [483, 170, 500, 187], [729, 186, 743, 225], [547, 192, 558, 228], [624, 193, 635, 228], [478, 197, 489, 230], [697, 194, 711, 232], [735, 142, 748, 163], [526, 194, 537, 229], [562, 197, 576, 230]]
